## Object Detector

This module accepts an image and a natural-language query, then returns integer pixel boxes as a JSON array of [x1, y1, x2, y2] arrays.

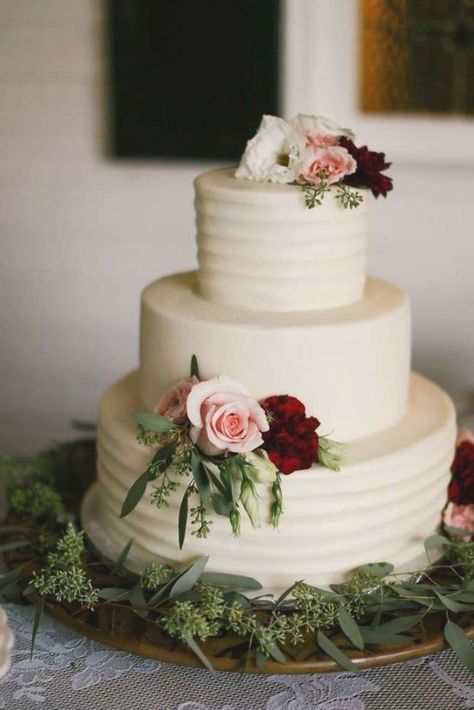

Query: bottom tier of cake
[[83, 371, 456, 593]]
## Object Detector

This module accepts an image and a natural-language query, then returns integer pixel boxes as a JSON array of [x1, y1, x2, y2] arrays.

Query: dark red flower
[[448, 440, 474, 505], [339, 137, 393, 198], [261, 395, 319, 475]]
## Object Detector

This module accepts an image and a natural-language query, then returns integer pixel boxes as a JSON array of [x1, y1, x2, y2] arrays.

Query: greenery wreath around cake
[[1, 379, 474, 673]]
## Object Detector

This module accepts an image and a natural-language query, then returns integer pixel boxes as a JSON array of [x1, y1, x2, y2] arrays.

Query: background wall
[[1, 0, 473, 454]]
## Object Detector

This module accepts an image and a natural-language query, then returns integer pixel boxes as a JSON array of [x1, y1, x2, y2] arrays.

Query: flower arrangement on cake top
[[120, 356, 347, 548], [235, 114, 393, 209]]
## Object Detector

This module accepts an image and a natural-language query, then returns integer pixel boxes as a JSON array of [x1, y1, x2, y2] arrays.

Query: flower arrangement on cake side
[[236, 114, 393, 209], [443, 429, 474, 546], [120, 355, 347, 548]]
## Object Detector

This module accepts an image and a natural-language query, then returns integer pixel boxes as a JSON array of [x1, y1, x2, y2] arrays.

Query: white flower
[[291, 113, 354, 149], [235, 115, 298, 184], [244, 449, 278, 484], [235, 113, 356, 186], [318, 436, 348, 472]]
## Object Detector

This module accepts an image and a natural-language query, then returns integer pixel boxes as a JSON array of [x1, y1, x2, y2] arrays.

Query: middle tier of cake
[[85, 369, 456, 593], [139, 271, 410, 442]]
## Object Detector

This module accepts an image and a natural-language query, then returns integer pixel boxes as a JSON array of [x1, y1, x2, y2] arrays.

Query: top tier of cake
[[195, 167, 368, 312]]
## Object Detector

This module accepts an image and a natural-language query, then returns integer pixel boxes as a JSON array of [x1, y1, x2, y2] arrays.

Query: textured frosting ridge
[[195, 168, 368, 311]]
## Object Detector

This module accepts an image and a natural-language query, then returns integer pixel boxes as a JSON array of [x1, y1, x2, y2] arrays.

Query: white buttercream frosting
[[87, 162, 457, 593], [86, 370, 456, 593], [195, 167, 368, 311], [139, 272, 410, 442]]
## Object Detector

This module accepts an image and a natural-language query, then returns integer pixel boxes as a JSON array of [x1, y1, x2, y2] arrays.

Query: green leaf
[[360, 627, 413, 645], [376, 613, 425, 635], [0, 540, 31, 552], [425, 534, 452, 550], [276, 581, 304, 608], [364, 599, 420, 614], [200, 572, 262, 590], [211, 493, 233, 518], [185, 634, 215, 673], [120, 470, 151, 518], [129, 584, 149, 618], [444, 620, 474, 672], [178, 490, 189, 550], [111, 538, 134, 574], [355, 562, 394, 577], [435, 590, 474, 613], [30, 597, 45, 659], [205, 467, 227, 495], [307, 585, 344, 602], [150, 557, 210, 606], [316, 630, 360, 673], [150, 441, 178, 473], [169, 556, 209, 598], [222, 591, 252, 608], [255, 650, 268, 668], [338, 606, 364, 650], [133, 411, 176, 433], [267, 641, 287, 664], [98, 587, 129, 601], [190, 354, 200, 380], [191, 452, 211, 503]]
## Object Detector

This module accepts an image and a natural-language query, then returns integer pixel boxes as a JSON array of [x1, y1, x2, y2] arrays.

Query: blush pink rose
[[186, 375, 269, 455], [154, 376, 198, 424], [443, 501, 474, 540], [299, 146, 357, 185]]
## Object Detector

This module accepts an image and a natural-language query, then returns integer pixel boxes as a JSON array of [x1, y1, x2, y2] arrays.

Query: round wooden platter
[[36, 594, 474, 675]]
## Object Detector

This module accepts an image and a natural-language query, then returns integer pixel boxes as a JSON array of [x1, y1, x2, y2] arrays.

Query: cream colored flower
[[235, 115, 298, 184], [244, 449, 278, 484]]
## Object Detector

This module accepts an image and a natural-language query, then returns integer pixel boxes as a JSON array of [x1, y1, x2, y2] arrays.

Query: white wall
[[1, 1, 473, 454]]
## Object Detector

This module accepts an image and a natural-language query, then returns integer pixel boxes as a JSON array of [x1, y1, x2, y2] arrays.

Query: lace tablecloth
[[0, 604, 472, 709]]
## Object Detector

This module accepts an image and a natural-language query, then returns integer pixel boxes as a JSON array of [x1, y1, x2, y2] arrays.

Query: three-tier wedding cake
[[83, 114, 456, 593]]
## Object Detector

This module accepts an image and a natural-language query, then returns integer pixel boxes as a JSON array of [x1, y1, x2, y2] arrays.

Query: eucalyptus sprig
[[302, 171, 331, 208], [301, 172, 364, 210], [336, 184, 364, 209]]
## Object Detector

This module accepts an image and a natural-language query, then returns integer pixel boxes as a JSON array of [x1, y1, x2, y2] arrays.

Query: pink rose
[[186, 376, 269, 455], [299, 146, 357, 185], [443, 501, 474, 540], [154, 376, 198, 424]]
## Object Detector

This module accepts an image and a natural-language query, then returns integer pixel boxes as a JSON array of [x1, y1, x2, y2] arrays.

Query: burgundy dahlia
[[261, 395, 320, 475], [339, 137, 393, 198], [448, 439, 474, 505]]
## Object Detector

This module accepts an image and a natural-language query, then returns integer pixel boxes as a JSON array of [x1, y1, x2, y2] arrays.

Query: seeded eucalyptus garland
[[1, 442, 474, 673]]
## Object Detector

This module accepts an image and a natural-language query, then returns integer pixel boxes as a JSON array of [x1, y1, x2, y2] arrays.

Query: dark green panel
[[108, 0, 281, 159]]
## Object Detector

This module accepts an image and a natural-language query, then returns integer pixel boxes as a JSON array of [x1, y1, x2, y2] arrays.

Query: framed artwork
[[282, 0, 474, 165], [361, 0, 474, 115], [108, 0, 281, 160]]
